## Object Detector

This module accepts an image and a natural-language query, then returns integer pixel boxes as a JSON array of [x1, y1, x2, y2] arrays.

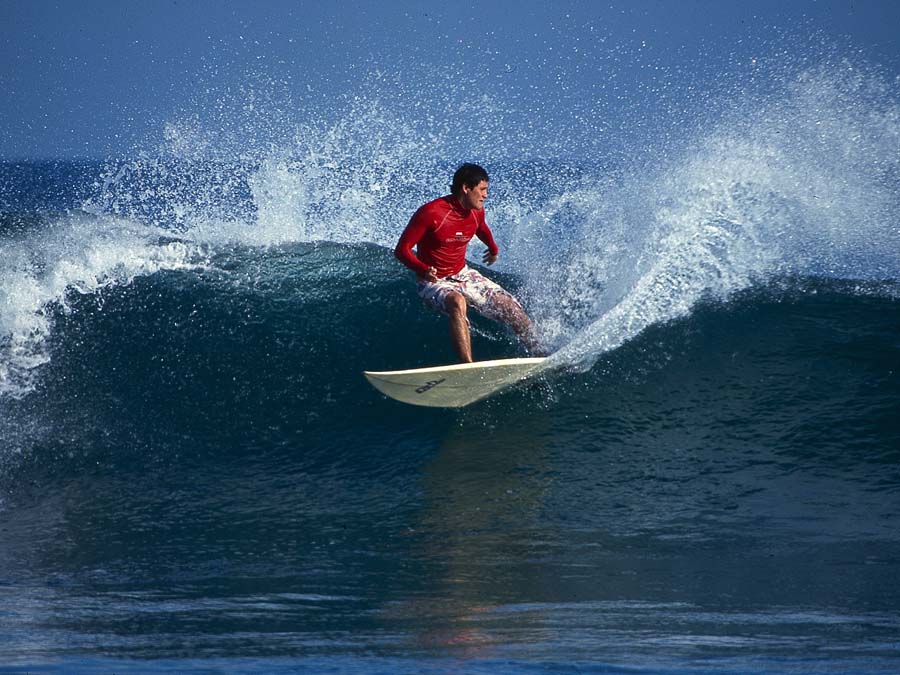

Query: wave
[[1, 58, 898, 402], [0, 211, 206, 399], [1, 241, 896, 483]]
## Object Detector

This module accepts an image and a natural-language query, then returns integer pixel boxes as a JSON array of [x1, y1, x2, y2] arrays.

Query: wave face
[[0, 54, 899, 671], [2, 236, 896, 448]]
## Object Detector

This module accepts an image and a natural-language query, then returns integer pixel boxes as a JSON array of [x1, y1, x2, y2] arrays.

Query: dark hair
[[451, 163, 489, 195]]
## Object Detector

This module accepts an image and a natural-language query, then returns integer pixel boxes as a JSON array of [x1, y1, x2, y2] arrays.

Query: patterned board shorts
[[416, 266, 519, 323]]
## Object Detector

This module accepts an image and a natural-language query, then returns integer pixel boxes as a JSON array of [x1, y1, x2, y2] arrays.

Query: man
[[394, 163, 541, 363]]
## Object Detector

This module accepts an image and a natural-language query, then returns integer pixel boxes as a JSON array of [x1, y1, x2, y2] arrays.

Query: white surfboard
[[363, 357, 547, 408]]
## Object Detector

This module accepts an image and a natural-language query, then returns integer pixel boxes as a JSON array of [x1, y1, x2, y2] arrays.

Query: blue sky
[[1, 0, 898, 159]]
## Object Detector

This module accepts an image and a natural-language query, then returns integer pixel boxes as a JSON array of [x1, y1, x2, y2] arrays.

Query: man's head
[[451, 163, 490, 211]]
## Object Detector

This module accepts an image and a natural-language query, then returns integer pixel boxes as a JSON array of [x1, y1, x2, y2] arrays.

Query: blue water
[[1, 53, 899, 673]]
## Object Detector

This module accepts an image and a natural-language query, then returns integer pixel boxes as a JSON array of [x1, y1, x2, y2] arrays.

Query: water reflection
[[403, 404, 556, 656]]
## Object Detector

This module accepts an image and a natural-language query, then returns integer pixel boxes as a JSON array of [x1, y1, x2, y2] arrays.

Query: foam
[[0, 212, 205, 399], [515, 62, 900, 366]]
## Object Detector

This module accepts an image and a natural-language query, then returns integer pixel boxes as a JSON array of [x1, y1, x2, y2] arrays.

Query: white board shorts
[[416, 266, 519, 323]]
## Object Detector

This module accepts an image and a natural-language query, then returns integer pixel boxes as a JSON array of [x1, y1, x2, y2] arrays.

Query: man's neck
[[448, 194, 469, 212]]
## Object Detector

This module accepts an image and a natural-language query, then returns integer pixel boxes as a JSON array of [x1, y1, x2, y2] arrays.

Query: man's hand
[[482, 249, 498, 266], [425, 266, 439, 282]]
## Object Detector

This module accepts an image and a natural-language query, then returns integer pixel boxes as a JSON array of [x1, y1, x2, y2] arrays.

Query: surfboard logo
[[415, 378, 446, 394]]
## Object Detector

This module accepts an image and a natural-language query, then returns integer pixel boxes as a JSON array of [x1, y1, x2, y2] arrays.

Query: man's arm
[[394, 210, 435, 278], [475, 217, 500, 266]]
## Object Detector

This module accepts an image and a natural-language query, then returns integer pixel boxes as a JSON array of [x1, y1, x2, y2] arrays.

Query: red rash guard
[[394, 195, 500, 279]]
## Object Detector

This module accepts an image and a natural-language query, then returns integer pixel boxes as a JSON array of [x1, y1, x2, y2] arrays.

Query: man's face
[[459, 180, 489, 211]]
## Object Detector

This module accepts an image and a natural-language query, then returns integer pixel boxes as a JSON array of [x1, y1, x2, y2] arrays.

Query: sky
[[1, 0, 898, 160]]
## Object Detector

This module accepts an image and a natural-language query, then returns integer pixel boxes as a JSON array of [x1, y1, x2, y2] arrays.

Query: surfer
[[394, 163, 541, 363]]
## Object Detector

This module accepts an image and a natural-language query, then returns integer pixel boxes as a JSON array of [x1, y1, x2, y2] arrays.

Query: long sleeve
[[475, 218, 499, 257], [394, 210, 431, 276]]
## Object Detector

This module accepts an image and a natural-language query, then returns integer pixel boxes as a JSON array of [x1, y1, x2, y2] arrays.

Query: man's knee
[[445, 292, 467, 317], [492, 294, 525, 321]]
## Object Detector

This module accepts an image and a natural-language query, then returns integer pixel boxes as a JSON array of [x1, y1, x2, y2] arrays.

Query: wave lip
[[0, 211, 205, 400]]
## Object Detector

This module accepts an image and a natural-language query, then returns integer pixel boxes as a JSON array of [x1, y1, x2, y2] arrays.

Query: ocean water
[[1, 55, 899, 673]]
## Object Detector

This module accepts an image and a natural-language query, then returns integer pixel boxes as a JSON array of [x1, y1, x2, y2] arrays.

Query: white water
[[509, 62, 900, 365], [0, 215, 204, 399]]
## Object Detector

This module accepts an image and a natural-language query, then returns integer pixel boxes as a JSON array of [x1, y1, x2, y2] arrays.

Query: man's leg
[[454, 269, 545, 355], [445, 292, 472, 363], [490, 294, 542, 353]]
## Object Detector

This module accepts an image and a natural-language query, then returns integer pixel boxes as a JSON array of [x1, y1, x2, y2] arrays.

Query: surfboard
[[363, 357, 546, 408]]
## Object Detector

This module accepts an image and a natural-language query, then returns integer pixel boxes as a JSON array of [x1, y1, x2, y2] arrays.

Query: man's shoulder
[[412, 195, 453, 223], [418, 195, 453, 214]]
